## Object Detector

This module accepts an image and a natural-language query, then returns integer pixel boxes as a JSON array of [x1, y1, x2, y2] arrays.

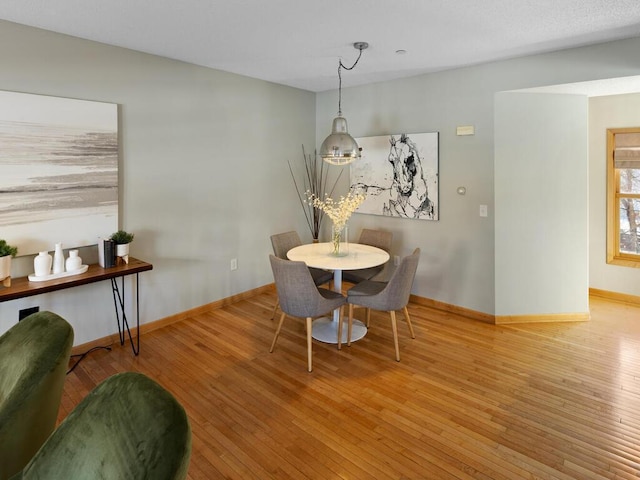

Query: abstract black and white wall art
[[350, 132, 439, 220], [0, 91, 118, 255]]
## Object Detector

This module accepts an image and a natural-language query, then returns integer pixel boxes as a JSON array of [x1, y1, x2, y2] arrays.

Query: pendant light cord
[[337, 45, 365, 116]]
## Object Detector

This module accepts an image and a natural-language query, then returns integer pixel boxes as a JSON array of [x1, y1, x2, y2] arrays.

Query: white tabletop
[[286, 242, 390, 344], [287, 242, 389, 271]]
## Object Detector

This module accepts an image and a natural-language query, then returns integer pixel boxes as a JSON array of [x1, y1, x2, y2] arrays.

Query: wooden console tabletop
[[0, 257, 153, 302], [1, 257, 153, 356]]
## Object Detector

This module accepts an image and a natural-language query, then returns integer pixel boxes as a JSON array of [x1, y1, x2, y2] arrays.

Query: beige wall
[[1, 19, 640, 341], [590, 93, 640, 296], [0, 21, 316, 342], [316, 36, 640, 315], [495, 92, 588, 316]]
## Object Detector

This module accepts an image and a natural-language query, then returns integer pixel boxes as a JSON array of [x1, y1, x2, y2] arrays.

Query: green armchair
[[11, 372, 192, 480], [0, 311, 74, 480]]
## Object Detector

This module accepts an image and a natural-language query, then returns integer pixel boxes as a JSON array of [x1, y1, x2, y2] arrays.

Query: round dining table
[[287, 242, 389, 344]]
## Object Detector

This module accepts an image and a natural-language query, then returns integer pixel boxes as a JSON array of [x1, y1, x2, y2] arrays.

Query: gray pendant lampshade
[[320, 42, 368, 166], [320, 115, 361, 165]]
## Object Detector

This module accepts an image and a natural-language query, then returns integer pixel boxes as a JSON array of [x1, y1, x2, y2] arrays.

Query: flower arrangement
[[288, 146, 342, 240], [307, 189, 366, 255], [307, 190, 366, 229]]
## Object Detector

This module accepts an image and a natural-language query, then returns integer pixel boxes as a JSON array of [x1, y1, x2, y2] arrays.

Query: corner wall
[[495, 92, 588, 317]]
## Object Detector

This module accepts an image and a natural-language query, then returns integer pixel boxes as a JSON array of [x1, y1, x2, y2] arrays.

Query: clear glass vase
[[331, 223, 349, 257]]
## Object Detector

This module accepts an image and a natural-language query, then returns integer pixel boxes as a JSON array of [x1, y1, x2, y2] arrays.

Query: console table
[[0, 257, 153, 356]]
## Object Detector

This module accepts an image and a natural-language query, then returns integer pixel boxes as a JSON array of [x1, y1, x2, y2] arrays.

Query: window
[[607, 128, 640, 266]]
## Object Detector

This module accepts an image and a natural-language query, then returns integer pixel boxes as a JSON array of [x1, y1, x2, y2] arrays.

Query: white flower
[[306, 190, 366, 230]]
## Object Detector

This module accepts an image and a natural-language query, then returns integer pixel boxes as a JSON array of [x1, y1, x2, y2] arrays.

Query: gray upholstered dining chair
[[340, 248, 420, 361], [270, 231, 333, 319], [0, 311, 74, 480], [342, 228, 393, 284], [269, 254, 346, 372], [10, 372, 192, 480]]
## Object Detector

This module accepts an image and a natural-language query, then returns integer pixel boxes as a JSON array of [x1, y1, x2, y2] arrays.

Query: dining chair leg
[[306, 317, 313, 372], [366, 308, 371, 327], [389, 310, 400, 361], [270, 300, 279, 320], [403, 306, 416, 338], [337, 307, 344, 350], [270, 312, 286, 352], [347, 304, 354, 346]]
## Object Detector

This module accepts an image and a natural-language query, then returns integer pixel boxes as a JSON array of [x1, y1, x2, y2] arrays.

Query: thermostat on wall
[[456, 125, 475, 136]]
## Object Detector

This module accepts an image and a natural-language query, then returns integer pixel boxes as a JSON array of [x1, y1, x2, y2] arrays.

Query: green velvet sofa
[[11, 371, 192, 480], [0, 311, 74, 480]]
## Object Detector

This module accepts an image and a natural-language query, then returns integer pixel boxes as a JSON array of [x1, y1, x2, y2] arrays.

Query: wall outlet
[[394, 255, 400, 266], [230, 258, 237, 271], [479, 204, 488, 217], [19, 306, 39, 321]]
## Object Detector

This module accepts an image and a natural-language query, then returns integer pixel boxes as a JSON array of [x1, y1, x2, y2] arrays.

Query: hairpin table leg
[[111, 273, 140, 355]]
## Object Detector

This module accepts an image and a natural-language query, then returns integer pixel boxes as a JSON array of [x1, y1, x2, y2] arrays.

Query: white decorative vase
[[0, 255, 11, 282], [65, 249, 82, 272], [34, 251, 52, 277], [52, 242, 65, 274], [330, 223, 349, 257]]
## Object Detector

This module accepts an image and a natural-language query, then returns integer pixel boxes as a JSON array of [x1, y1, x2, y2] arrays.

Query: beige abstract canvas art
[[0, 90, 118, 255]]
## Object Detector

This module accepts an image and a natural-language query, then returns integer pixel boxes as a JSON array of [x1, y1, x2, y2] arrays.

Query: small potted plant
[[0, 239, 18, 287], [110, 230, 134, 263]]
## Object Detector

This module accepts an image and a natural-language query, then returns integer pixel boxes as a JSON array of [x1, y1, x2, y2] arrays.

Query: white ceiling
[[1, 0, 640, 92]]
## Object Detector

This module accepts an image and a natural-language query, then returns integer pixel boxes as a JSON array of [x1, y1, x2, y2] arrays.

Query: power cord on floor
[[66, 346, 112, 374]]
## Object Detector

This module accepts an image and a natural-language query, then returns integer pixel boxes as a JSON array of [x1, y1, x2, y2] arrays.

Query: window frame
[[607, 127, 640, 267]]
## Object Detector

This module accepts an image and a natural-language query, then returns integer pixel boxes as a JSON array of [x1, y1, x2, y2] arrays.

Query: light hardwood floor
[[59, 292, 640, 479]]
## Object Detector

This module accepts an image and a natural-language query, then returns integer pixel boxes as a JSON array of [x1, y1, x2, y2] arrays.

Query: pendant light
[[320, 42, 368, 166]]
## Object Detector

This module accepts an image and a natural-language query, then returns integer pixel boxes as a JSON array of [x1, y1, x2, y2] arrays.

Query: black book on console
[[103, 239, 116, 268]]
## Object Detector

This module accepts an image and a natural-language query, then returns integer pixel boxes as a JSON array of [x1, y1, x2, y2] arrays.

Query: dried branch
[[288, 145, 342, 239]]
